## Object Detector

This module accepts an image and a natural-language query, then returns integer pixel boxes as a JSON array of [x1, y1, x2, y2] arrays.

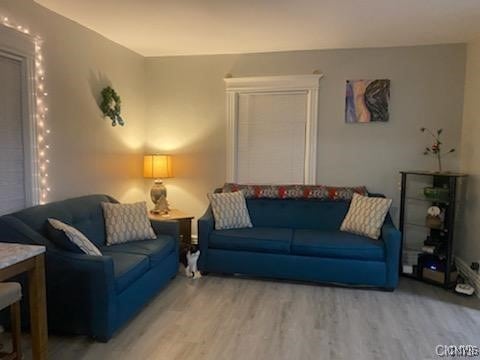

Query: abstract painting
[[345, 79, 390, 123]]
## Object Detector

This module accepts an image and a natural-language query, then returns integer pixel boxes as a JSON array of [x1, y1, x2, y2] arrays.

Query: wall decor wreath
[[100, 86, 125, 126]]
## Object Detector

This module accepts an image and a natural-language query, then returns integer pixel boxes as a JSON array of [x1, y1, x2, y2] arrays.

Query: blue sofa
[[0, 195, 179, 341], [198, 196, 401, 289]]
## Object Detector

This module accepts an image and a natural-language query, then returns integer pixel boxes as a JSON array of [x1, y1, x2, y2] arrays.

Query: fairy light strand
[[1, 15, 50, 205]]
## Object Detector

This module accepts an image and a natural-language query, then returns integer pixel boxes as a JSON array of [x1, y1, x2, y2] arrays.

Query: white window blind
[[225, 75, 321, 184], [237, 91, 307, 184], [0, 55, 27, 214]]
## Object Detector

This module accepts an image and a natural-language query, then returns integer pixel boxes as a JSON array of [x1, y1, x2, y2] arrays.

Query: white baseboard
[[456, 257, 480, 298]]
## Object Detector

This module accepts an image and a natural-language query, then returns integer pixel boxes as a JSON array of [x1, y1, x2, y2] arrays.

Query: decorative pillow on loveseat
[[340, 193, 392, 240], [47, 218, 102, 256], [102, 201, 156, 245], [208, 191, 253, 230]]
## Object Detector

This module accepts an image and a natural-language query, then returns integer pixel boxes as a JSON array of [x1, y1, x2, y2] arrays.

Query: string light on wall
[[1, 15, 51, 205]]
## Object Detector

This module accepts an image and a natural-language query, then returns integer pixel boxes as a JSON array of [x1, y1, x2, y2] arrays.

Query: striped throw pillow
[[208, 191, 253, 230], [48, 218, 102, 256], [340, 193, 392, 240]]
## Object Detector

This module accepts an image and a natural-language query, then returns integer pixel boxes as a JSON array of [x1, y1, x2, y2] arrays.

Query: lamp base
[[150, 205, 169, 215], [150, 179, 170, 214]]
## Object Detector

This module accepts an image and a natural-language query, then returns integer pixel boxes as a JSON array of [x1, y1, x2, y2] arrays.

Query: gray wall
[[0, 1, 469, 248], [459, 37, 480, 266], [145, 45, 466, 233], [0, 0, 147, 204]]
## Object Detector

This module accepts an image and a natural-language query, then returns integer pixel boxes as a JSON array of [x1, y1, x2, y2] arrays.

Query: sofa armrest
[[46, 249, 116, 341], [150, 219, 180, 242], [382, 219, 401, 289], [197, 206, 214, 270]]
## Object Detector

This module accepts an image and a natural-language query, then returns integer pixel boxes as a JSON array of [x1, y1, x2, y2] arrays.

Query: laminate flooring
[[3, 274, 480, 360]]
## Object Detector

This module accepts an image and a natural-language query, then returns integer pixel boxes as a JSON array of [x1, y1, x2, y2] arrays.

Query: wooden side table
[[149, 209, 194, 256]]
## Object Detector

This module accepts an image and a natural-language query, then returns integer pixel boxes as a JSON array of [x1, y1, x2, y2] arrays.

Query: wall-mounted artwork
[[345, 79, 390, 123]]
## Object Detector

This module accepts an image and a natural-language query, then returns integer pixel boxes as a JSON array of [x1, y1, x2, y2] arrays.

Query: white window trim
[[0, 26, 39, 206], [225, 74, 322, 185]]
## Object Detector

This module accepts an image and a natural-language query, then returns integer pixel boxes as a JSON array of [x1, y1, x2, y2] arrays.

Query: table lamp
[[143, 154, 173, 214]]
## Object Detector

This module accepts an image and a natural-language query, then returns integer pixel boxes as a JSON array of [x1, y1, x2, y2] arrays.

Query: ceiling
[[34, 0, 480, 57]]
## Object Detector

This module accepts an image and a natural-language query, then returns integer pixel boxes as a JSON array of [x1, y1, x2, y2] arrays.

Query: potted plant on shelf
[[421, 127, 455, 173]]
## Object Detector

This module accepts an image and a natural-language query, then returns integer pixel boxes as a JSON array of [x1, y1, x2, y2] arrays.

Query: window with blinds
[[0, 55, 27, 214], [237, 92, 307, 184], [225, 75, 321, 186], [0, 26, 38, 215]]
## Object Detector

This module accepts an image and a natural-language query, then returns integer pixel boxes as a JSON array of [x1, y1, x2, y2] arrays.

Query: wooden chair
[[0, 283, 21, 360]]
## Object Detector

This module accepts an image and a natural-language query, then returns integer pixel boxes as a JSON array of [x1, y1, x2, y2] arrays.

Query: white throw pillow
[[48, 218, 102, 256], [102, 202, 156, 246], [340, 193, 392, 240], [208, 191, 253, 230]]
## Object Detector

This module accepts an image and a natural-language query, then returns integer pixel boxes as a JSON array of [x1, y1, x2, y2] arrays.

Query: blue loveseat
[[0, 195, 179, 341], [198, 196, 401, 289]]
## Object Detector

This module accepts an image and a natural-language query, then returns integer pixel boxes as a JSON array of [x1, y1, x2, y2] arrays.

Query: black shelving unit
[[399, 171, 467, 288]]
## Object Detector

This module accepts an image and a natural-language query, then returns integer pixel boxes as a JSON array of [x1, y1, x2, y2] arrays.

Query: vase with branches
[[421, 127, 455, 173]]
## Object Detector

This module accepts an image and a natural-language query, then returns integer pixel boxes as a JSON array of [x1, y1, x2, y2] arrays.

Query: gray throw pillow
[[47, 218, 102, 256], [207, 191, 253, 230], [102, 201, 157, 246], [340, 193, 392, 240]]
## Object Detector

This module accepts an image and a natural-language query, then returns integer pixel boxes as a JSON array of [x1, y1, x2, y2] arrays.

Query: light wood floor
[[3, 274, 480, 360]]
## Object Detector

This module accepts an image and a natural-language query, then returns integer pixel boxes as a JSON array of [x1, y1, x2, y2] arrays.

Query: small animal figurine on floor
[[184, 245, 201, 279]]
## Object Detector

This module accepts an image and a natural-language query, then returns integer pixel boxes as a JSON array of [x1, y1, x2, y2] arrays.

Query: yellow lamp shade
[[143, 155, 173, 179]]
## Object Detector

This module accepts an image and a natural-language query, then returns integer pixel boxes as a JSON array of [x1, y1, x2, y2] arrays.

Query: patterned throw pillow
[[207, 191, 253, 230], [340, 193, 392, 240], [102, 202, 157, 246], [47, 218, 102, 256]]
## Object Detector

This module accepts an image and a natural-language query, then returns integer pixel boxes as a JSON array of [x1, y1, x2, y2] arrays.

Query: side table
[[149, 209, 194, 257]]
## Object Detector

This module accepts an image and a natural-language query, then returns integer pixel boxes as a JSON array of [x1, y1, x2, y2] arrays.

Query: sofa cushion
[[292, 230, 384, 261], [101, 235, 176, 267], [209, 227, 293, 254], [101, 251, 149, 293], [246, 199, 351, 231]]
